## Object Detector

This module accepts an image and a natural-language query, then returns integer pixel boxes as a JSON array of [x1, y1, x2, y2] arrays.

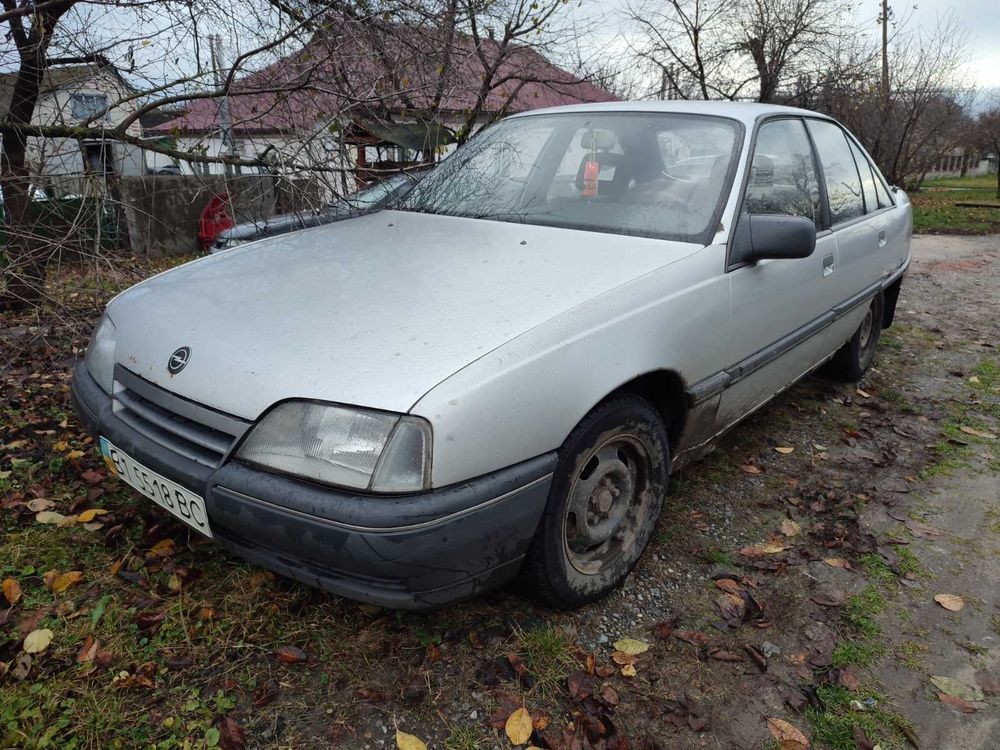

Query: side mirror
[[732, 214, 817, 264]]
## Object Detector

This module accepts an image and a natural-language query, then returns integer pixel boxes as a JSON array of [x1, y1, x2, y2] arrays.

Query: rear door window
[[848, 140, 878, 213], [806, 119, 865, 225]]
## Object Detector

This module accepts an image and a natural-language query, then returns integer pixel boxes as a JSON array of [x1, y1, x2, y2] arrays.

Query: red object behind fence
[[198, 192, 234, 250]]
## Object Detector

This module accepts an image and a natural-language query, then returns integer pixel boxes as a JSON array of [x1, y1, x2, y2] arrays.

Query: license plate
[[99, 437, 212, 538]]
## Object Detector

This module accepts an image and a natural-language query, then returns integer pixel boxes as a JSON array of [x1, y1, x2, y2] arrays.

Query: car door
[[715, 117, 840, 429], [801, 118, 884, 353]]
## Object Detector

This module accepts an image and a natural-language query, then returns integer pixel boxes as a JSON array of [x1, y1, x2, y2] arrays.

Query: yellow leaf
[[823, 558, 848, 568], [766, 717, 810, 749], [505, 707, 533, 745], [66, 450, 85, 461], [76, 508, 108, 523], [395, 730, 427, 750], [933, 593, 965, 612], [35, 510, 68, 525], [53, 441, 69, 452], [24, 628, 54, 654], [621, 663, 637, 677], [150, 539, 176, 556], [612, 637, 651, 655], [775, 446, 795, 454], [2, 577, 22, 605], [51, 571, 83, 593]]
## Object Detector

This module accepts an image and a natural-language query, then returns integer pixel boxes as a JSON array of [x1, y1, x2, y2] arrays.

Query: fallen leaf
[[933, 593, 965, 612], [938, 693, 976, 713], [674, 630, 711, 647], [620, 663, 637, 677], [612, 637, 651, 655], [51, 571, 83, 593], [715, 578, 742, 595], [766, 717, 810, 749], [149, 538, 175, 556], [839, 668, 860, 690], [12, 653, 31, 679], [974, 670, 1000, 695], [275, 645, 308, 664], [856, 388, 871, 398], [959, 426, 996, 439], [600, 684, 620, 705], [505, 707, 533, 745], [780, 519, 802, 537], [775, 446, 795, 454], [23, 628, 54, 654], [2, 578, 22, 605], [930, 675, 984, 702], [566, 670, 592, 699], [77, 635, 99, 663], [823, 558, 849, 568], [76, 508, 107, 523], [66, 450, 86, 461], [26, 497, 54, 512], [218, 717, 247, 750], [395, 730, 427, 750], [35, 511, 68, 525], [741, 543, 788, 556], [740, 464, 763, 475]]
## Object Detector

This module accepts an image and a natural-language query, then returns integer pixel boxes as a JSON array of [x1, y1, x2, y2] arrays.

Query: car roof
[[507, 100, 834, 126]]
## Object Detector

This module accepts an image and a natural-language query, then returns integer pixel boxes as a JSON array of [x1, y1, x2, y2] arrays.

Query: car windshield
[[344, 174, 411, 210], [399, 112, 741, 243]]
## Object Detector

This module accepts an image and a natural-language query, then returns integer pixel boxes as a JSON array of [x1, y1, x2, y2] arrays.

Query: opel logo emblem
[[168, 347, 191, 374]]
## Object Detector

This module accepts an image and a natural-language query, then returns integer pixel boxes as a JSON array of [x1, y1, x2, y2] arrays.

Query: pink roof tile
[[147, 25, 616, 136]]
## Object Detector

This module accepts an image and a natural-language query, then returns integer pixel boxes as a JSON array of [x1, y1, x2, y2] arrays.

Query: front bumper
[[71, 363, 555, 609]]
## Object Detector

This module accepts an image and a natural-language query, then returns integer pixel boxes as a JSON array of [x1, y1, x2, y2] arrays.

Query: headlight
[[236, 401, 432, 493], [84, 313, 116, 394]]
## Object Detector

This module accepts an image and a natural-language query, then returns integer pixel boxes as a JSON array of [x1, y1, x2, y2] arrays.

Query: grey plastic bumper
[[71, 363, 556, 609]]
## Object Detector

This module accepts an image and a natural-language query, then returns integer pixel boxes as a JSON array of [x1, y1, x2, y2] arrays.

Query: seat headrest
[[580, 129, 617, 151]]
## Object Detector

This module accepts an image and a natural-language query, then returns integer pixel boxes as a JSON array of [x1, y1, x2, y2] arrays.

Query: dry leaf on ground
[[930, 675, 984, 702], [766, 717, 810, 749], [505, 707, 533, 745], [775, 446, 795, 454], [23, 628, 54, 654], [51, 571, 83, 593], [780, 519, 802, 537], [612, 637, 651, 655], [395, 731, 427, 750], [933, 593, 965, 612], [275, 645, 308, 664], [958, 426, 996, 439], [2, 577, 22, 605]]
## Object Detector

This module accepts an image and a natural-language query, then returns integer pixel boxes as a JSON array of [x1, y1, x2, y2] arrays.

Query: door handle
[[877, 230, 886, 248], [822, 253, 835, 277]]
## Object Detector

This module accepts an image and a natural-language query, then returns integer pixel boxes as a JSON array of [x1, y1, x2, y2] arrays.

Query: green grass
[[445, 724, 483, 750], [831, 640, 885, 668], [807, 685, 915, 750], [843, 585, 887, 637], [910, 174, 1000, 234], [703, 548, 735, 567], [517, 625, 575, 692]]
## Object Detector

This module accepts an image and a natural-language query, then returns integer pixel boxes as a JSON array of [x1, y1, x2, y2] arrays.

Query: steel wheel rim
[[562, 433, 653, 575], [858, 301, 876, 353]]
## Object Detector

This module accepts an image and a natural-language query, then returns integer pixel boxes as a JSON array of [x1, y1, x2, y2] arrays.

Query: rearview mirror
[[732, 214, 816, 264]]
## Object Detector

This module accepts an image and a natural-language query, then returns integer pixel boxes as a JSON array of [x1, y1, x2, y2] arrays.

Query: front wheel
[[826, 293, 884, 382], [522, 395, 669, 608]]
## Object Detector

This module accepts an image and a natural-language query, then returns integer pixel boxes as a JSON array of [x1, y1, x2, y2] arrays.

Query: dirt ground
[[1, 234, 998, 750]]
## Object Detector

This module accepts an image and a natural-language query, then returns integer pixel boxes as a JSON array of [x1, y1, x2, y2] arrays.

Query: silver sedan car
[[72, 102, 911, 609]]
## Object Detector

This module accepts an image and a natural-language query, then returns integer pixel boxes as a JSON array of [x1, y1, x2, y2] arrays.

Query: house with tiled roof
[[143, 22, 615, 190]]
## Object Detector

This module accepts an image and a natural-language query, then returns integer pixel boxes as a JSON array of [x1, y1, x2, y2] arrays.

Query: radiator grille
[[112, 366, 251, 467]]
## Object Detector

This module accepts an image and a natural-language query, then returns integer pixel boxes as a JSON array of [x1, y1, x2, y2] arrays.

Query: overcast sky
[[569, 0, 1000, 95]]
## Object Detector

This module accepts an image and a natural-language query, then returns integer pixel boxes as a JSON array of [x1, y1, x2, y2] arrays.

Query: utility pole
[[880, 0, 890, 106], [209, 34, 237, 176]]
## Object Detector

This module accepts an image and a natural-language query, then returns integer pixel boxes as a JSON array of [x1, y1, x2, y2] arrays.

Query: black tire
[[522, 394, 670, 609], [826, 293, 884, 382]]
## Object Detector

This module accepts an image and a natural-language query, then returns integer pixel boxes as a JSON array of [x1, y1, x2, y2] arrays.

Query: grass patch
[[894, 640, 929, 671], [910, 174, 1000, 234], [843, 585, 887, 637], [702, 548, 734, 567], [445, 724, 483, 750], [831, 640, 885, 668], [807, 685, 915, 750], [895, 547, 925, 578], [517, 625, 574, 692], [860, 554, 896, 585]]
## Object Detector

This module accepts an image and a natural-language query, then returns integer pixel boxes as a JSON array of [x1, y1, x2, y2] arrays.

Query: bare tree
[[976, 106, 1000, 199], [0, 0, 590, 310]]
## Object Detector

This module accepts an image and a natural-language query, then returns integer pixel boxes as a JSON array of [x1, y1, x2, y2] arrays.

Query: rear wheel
[[522, 395, 669, 608], [827, 293, 883, 381]]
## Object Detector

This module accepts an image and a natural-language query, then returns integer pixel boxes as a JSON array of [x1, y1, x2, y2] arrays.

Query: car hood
[[108, 211, 698, 419]]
